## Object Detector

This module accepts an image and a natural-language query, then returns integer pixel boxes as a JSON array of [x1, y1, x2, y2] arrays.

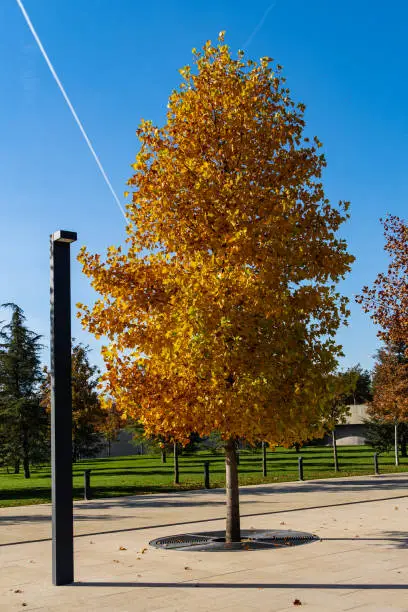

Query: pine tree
[[42, 342, 104, 461], [0, 304, 48, 478]]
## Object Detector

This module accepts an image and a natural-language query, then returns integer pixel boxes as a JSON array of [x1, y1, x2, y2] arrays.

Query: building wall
[[96, 429, 147, 458], [322, 424, 367, 446]]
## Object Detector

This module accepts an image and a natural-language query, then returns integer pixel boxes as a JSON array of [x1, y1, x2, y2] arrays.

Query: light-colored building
[[324, 404, 369, 446]]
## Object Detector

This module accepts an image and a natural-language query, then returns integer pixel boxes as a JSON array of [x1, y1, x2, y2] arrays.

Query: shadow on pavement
[[72, 581, 408, 590]]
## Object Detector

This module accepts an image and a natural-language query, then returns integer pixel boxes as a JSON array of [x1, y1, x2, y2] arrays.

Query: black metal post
[[298, 456, 304, 481], [204, 461, 210, 489], [84, 470, 91, 500], [262, 442, 267, 477], [50, 230, 77, 586], [374, 452, 379, 475], [174, 442, 179, 484]]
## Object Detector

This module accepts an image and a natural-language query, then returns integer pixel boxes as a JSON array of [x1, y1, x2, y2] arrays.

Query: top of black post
[[52, 230, 77, 244]]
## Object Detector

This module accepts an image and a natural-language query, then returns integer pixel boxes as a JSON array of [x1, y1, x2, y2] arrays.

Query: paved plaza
[[1, 473, 408, 611]]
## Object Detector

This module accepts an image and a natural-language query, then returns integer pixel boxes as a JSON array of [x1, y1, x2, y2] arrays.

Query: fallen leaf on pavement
[[293, 599, 302, 606], [119, 546, 127, 551]]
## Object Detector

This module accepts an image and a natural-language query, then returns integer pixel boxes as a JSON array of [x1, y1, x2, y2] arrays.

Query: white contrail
[[242, 2, 277, 49], [15, 0, 127, 222]]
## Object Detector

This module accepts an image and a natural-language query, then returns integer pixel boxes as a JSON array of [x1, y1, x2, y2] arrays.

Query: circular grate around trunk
[[149, 529, 319, 551]]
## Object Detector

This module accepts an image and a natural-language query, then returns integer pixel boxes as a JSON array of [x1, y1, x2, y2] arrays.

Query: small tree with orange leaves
[[97, 397, 126, 457], [78, 35, 353, 542], [369, 343, 408, 466]]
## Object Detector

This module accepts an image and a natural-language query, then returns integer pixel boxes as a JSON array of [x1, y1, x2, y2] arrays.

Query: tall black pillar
[[50, 230, 77, 586]]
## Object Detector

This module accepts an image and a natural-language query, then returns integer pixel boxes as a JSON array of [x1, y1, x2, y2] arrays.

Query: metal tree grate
[[149, 529, 319, 551]]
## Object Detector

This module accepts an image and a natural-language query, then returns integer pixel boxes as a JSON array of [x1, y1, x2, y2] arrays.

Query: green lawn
[[0, 446, 407, 508]]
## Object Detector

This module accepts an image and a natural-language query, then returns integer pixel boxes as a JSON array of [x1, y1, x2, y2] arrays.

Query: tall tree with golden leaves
[[78, 35, 353, 542]]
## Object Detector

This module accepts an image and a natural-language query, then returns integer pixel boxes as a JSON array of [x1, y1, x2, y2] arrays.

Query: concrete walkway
[[1, 473, 408, 611]]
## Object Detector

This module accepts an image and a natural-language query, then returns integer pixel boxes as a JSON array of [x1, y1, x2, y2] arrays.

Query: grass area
[[0, 445, 407, 508]]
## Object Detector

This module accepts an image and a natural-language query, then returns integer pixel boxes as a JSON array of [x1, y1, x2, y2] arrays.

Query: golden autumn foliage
[[78, 35, 353, 448]]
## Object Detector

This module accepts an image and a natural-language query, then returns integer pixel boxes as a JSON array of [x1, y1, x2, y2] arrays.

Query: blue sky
[[1, 0, 407, 372]]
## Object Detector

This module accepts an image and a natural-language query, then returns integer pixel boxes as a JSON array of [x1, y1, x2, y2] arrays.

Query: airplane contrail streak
[[15, 0, 127, 221]]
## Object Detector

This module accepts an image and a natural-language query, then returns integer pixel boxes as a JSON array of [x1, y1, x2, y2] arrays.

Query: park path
[[1, 473, 408, 611]]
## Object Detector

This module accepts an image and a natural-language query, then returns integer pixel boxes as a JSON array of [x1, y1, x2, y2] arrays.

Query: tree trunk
[[332, 429, 339, 472], [107, 440, 111, 457], [225, 438, 240, 543], [394, 422, 399, 466], [161, 448, 167, 463], [294, 442, 300, 453], [173, 442, 179, 484], [23, 454, 30, 479], [23, 431, 30, 479], [14, 460, 20, 474]]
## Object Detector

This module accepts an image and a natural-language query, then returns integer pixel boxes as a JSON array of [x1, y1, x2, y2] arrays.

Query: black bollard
[[204, 461, 210, 489], [298, 456, 304, 481], [174, 442, 179, 484], [374, 452, 379, 475], [262, 442, 267, 477], [84, 469, 91, 500]]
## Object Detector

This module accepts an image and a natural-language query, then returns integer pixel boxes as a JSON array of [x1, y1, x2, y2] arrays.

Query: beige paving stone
[[1, 473, 408, 611]]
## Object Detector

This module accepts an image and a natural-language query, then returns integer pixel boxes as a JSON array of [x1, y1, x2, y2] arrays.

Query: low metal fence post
[[204, 461, 210, 489], [84, 469, 91, 500], [374, 452, 379, 475], [262, 442, 267, 477], [298, 456, 304, 481]]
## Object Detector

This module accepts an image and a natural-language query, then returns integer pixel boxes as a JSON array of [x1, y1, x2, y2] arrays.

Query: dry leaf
[[119, 546, 127, 551], [293, 599, 302, 606], [113, 559, 120, 564], [14, 589, 23, 594], [184, 566, 192, 570]]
